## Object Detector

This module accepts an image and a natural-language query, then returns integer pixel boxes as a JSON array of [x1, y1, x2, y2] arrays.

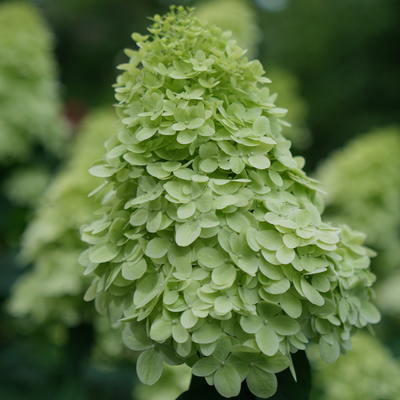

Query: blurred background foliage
[[0, 0, 399, 399]]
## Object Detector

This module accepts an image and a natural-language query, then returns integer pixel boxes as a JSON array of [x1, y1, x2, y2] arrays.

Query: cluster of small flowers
[[80, 7, 380, 398]]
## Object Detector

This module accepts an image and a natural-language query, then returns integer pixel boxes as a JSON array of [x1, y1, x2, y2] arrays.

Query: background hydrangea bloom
[[80, 7, 380, 398], [307, 332, 400, 400], [7, 109, 117, 328], [0, 2, 68, 164]]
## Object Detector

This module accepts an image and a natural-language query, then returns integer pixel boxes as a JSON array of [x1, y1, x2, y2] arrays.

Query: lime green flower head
[[81, 7, 380, 399], [0, 2, 68, 163]]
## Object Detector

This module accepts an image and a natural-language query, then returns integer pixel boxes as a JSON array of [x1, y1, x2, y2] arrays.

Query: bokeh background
[[0, 0, 399, 399]]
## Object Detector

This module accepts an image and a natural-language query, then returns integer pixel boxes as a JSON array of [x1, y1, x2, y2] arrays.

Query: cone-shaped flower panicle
[[80, 7, 380, 399]]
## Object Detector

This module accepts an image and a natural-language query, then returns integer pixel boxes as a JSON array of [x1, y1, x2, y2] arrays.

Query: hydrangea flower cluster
[[81, 7, 380, 398], [308, 332, 400, 400], [8, 109, 116, 328], [316, 127, 400, 274], [195, 0, 260, 59], [0, 2, 67, 163]]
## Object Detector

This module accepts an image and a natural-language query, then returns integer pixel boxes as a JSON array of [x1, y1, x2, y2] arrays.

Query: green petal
[[177, 201, 196, 219], [269, 316, 300, 336], [197, 247, 226, 269], [300, 278, 325, 306], [192, 323, 222, 344], [360, 301, 381, 324], [122, 323, 152, 351], [254, 353, 290, 373], [180, 309, 198, 329], [276, 246, 295, 265], [253, 116, 270, 136], [145, 237, 171, 258], [192, 357, 220, 377], [122, 258, 147, 281], [246, 367, 277, 398], [214, 364, 241, 398], [89, 243, 121, 263], [136, 347, 163, 385], [319, 337, 340, 363], [248, 155, 271, 169], [256, 230, 283, 251], [212, 264, 237, 286], [172, 323, 189, 343], [240, 315, 263, 334], [150, 317, 173, 342], [280, 291, 302, 318], [256, 325, 279, 356], [214, 296, 233, 315], [176, 220, 201, 246]]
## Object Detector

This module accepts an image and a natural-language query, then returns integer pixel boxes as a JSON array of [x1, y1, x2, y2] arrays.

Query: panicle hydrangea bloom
[[80, 7, 380, 398], [0, 2, 68, 163], [194, 0, 310, 149], [195, 0, 260, 59], [317, 127, 400, 274], [7, 109, 117, 328], [307, 332, 400, 400], [316, 127, 400, 319]]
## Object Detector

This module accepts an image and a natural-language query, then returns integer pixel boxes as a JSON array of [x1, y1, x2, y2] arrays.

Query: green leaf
[[136, 347, 163, 385], [198, 247, 226, 269], [214, 364, 241, 398], [176, 220, 201, 246], [246, 367, 277, 398]]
